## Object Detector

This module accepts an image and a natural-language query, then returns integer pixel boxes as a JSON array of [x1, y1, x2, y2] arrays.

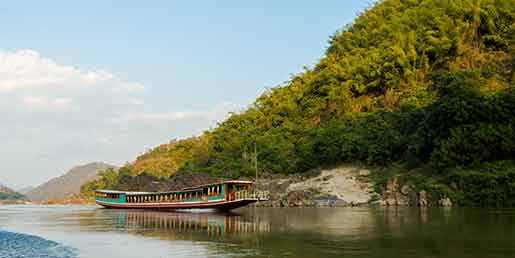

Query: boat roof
[[224, 180, 254, 184], [183, 180, 253, 190], [96, 180, 254, 195]]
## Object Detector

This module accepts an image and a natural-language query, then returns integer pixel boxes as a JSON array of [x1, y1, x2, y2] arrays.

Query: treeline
[[0, 192, 24, 200], [83, 0, 515, 206]]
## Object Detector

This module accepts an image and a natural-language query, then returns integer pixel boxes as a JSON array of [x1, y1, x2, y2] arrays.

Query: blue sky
[[0, 1, 372, 188]]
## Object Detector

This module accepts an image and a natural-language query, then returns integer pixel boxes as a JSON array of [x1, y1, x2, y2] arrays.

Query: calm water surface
[[0, 205, 514, 258]]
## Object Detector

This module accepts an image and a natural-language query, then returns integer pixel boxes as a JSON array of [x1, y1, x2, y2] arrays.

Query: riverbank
[[253, 165, 456, 208], [37, 165, 456, 207], [254, 166, 374, 207], [0, 200, 29, 205], [46, 161, 515, 208]]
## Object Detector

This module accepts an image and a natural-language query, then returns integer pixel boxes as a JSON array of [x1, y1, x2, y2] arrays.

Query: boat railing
[[232, 190, 270, 201]]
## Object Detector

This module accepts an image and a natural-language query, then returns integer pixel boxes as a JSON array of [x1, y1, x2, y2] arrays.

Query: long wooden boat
[[95, 180, 268, 211]]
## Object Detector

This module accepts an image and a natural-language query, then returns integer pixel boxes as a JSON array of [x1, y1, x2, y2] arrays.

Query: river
[[0, 205, 514, 258]]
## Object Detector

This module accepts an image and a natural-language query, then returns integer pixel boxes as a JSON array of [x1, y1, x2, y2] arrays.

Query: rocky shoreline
[[252, 166, 453, 208], [253, 167, 374, 207], [376, 176, 453, 207], [36, 166, 454, 207]]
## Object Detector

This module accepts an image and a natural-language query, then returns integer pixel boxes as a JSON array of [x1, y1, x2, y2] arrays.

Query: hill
[[17, 186, 35, 195], [0, 184, 25, 201], [27, 162, 116, 201], [83, 0, 515, 206]]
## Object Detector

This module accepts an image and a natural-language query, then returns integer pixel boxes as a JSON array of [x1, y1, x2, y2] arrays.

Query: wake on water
[[0, 231, 76, 258]]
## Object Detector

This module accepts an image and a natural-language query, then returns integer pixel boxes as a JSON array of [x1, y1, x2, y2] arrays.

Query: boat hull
[[96, 198, 258, 211]]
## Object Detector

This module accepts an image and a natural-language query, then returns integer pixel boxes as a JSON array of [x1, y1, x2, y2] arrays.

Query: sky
[[0, 0, 373, 189]]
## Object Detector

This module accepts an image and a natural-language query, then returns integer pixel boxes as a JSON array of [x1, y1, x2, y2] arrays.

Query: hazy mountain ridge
[[26, 162, 116, 201], [0, 183, 25, 201], [18, 186, 35, 194]]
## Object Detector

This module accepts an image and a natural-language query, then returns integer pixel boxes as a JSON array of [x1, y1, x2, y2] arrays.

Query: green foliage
[[81, 168, 119, 197], [418, 75, 515, 170], [449, 160, 515, 207], [303, 113, 408, 166], [0, 192, 24, 200], [431, 123, 515, 169]]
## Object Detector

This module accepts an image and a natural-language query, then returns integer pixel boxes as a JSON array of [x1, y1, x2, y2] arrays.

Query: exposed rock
[[270, 200, 282, 207], [378, 177, 459, 207], [254, 199, 282, 207], [379, 177, 413, 206], [253, 167, 373, 207], [358, 169, 371, 176], [385, 177, 399, 193], [407, 191, 419, 206], [313, 196, 351, 207], [400, 185, 411, 195], [283, 190, 315, 207], [395, 192, 409, 206], [438, 197, 453, 207], [334, 199, 349, 207], [287, 167, 373, 206], [254, 177, 297, 207], [313, 198, 334, 207], [418, 190, 428, 207], [378, 199, 387, 206], [385, 197, 397, 206]]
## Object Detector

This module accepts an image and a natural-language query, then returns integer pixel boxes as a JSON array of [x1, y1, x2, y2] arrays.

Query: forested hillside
[[0, 184, 24, 201], [83, 0, 515, 206]]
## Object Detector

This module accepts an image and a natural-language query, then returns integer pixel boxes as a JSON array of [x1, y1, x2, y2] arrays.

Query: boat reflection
[[114, 210, 271, 237]]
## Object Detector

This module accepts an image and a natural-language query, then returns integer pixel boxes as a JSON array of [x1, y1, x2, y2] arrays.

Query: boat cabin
[[95, 180, 258, 209]]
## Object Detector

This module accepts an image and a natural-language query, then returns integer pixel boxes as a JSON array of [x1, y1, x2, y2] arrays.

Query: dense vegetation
[[83, 0, 515, 206], [0, 184, 24, 201], [0, 192, 24, 201]]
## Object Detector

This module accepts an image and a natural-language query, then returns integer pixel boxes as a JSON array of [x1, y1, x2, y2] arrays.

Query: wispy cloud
[[0, 49, 145, 93], [22, 96, 73, 110]]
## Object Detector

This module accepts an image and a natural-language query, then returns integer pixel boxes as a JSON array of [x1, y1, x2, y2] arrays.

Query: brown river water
[[0, 205, 514, 258]]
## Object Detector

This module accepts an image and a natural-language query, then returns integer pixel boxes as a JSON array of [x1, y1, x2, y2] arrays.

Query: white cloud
[[113, 81, 146, 93], [22, 95, 73, 109], [22, 95, 47, 107], [128, 98, 143, 105], [0, 49, 145, 93], [51, 97, 73, 109]]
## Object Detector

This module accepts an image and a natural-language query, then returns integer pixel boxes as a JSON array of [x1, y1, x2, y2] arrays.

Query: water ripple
[[0, 230, 76, 258]]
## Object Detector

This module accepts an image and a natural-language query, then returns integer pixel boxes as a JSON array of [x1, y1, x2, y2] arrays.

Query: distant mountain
[[0, 183, 25, 201], [26, 162, 116, 201], [18, 186, 35, 195]]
